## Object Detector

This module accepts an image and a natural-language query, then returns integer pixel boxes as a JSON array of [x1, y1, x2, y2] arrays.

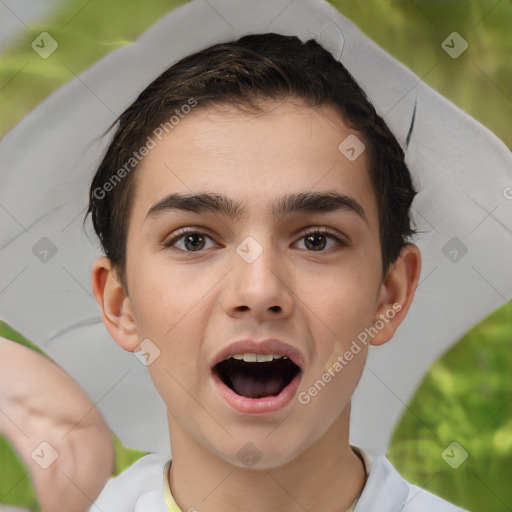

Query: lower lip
[[211, 370, 302, 414]]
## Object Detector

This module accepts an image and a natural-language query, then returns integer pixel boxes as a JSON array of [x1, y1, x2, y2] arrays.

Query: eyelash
[[163, 227, 349, 253]]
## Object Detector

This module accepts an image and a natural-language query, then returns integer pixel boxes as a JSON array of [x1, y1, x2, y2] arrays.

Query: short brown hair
[[87, 32, 417, 288]]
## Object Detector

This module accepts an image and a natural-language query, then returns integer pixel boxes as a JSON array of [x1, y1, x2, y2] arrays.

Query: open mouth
[[213, 354, 301, 399]]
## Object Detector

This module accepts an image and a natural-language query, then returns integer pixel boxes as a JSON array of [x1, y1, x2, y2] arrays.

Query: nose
[[222, 235, 294, 321]]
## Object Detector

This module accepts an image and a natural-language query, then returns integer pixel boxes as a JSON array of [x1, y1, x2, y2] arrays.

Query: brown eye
[[304, 233, 328, 251], [164, 231, 215, 252], [295, 228, 348, 252], [182, 233, 206, 251]]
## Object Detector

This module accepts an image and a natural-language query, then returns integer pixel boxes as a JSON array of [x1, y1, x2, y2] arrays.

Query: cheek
[[298, 263, 378, 343], [294, 263, 376, 410], [127, 254, 218, 385], [130, 263, 210, 414], [129, 253, 208, 339], [295, 275, 371, 426]]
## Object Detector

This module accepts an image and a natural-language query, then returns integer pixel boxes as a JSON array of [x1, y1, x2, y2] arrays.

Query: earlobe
[[91, 257, 140, 352], [370, 244, 422, 347]]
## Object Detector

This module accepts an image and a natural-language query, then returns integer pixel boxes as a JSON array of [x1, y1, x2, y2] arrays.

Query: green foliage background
[[0, 1, 510, 510]]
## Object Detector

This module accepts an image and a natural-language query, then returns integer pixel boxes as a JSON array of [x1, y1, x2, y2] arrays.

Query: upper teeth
[[227, 353, 288, 362]]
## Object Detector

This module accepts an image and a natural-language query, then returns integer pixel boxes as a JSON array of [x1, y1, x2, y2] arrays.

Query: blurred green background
[[0, 1, 510, 511]]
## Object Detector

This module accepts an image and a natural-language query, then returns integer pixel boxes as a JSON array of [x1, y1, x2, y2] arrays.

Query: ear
[[370, 244, 422, 347], [91, 256, 140, 352]]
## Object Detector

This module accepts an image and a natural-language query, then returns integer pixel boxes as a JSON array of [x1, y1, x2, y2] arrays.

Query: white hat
[[1, 0, 511, 457]]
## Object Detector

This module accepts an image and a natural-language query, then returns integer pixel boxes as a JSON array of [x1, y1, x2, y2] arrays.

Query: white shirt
[[90, 449, 469, 512]]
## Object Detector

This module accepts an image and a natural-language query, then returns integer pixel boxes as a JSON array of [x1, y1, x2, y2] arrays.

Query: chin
[[207, 428, 314, 471]]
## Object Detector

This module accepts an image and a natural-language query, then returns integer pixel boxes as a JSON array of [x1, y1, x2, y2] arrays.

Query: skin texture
[[0, 336, 114, 512], [92, 100, 421, 512]]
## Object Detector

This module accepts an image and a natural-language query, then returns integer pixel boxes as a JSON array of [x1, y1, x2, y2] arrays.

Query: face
[[103, 100, 404, 469]]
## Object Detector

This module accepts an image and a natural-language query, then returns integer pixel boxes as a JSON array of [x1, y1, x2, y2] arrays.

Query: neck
[[167, 406, 366, 512]]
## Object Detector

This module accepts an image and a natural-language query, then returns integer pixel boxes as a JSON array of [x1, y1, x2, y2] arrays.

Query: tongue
[[230, 372, 286, 398]]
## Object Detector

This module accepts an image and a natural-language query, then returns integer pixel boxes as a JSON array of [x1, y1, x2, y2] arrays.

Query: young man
[[89, 33, 468, 511]]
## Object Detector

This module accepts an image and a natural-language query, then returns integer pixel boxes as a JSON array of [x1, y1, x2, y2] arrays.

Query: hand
[[0, 336, 114, 512]]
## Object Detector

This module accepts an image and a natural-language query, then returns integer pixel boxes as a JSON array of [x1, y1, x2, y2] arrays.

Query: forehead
[[130, 101, 377, 227]]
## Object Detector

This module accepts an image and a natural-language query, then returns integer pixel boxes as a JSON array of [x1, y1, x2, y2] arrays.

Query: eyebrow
[[145, 191, 368, 224]]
